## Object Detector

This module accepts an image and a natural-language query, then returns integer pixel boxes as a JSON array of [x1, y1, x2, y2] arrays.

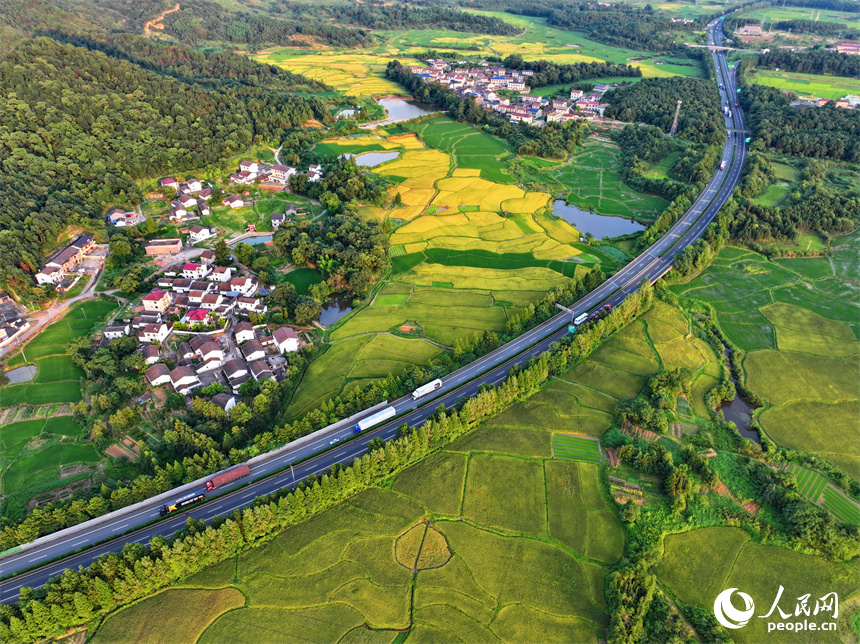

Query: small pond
[[367, 97, 436, 126], [719, 347, 760, 443], [230, 234, 272, 248], [552, 200, 645, 240], [319, 295, 353, 327], [354, 151, 401, 167], [0, 365, 37, 386]]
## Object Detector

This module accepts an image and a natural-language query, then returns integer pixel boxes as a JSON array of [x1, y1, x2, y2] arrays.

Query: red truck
[[206, 464, 250, 491]]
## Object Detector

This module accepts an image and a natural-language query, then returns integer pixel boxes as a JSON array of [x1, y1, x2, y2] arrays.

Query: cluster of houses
[[230, 160, 324, 188], [142, 322, 300, 401], [790, 93, 860, 110], [106, 209, 143, 228], [157, 177, 214, 224], [35, 235, 96, 286], [409, 61, 613, 124]]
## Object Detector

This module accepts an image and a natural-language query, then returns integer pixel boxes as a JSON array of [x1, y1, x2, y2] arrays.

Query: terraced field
[[1, 300, 117, 522], [670, 245, 860, 478]]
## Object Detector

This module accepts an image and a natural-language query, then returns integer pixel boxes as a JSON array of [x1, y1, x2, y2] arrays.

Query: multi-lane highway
[[0, 18, 748, 604]]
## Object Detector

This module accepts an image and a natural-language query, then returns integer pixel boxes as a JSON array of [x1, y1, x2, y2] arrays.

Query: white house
[[197, 340, 225, 363], [139, 323, 170, 344], [170, 366, 200, 395], [145, 363, 171, 387], [268, 164, 297, 184], [188, 225, 216, 244], [182, 263, 210, 280], [273, 326, 300, 353], [184, 179, 203, 193], [142, 345, 160, 365], [271, 213, 287, 228], [198, 202, 211, 216], [241, 339, 266, 362], [234, 321, 256, 344], [200, 250, 216, 265], [35, 265, 65, 285], [177, 194, 198, 209], [212, 393, 237, 411], [201, 293, 223, 310], [223, 195, 244, 209], [239, 160, 260, 174], [230, 277, 256, 295], [208, 266, 233, 283], [195, 359, 222, 374], [249, 360, 275, 382], [160, 177, 179, 190], [103, 324, 129, 340], [237, 297, 267, 314]]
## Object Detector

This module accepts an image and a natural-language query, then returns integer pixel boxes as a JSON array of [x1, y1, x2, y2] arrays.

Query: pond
[[336, 108, 357, 119], [354, 151, 401, 167], [718, 347, 760, 443], [366, 97, 436, 126], [552, 200, 645, 240], [319, 295, 353, 327], [230, 234, 272, 248], [0, 365, 37, 386]]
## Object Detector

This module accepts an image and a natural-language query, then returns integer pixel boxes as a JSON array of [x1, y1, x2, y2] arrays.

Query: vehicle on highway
[[573, 312, 589, 326], [159, 492, 205, 516], [329, 437, 340, 445], [412, 378, 443, 400], [205, 464, 250, 491], [353, 406, 397, 433], [720, 160, 727, 171]]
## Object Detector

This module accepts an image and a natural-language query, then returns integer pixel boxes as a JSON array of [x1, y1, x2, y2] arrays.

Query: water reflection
[[552, 199, 645, 240]]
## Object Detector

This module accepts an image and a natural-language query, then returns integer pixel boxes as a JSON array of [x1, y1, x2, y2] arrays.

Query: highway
[[0, 18, 747, 604]]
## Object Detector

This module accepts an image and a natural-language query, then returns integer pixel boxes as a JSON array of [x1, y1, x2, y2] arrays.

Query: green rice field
[[787, 463, 827, 501], [751, 70, 860, 101], [670, 246, 860, 478], [553, 434, 602, 463], [821, 486, 860, 526]]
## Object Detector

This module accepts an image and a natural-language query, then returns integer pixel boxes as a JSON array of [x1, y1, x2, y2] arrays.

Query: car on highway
[[329, 437, 340, 445]]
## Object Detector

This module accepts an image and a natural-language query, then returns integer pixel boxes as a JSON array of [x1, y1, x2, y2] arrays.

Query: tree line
[[754, 49, 860, 79], [0, 37, 328, 298], [0, 284, 656, 644], [492, 55, 643, 88]]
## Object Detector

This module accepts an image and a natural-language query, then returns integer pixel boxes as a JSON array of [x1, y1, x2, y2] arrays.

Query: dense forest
[[161, 0, 521, 48], [276, 3, 524, 36], [603, 77, 725, 145], [754, 49, 860, 78], [740, 65, 860, 162], [495, 55, 642, 87], [771, 19, 859, 39], [0, 38, 327, 297]]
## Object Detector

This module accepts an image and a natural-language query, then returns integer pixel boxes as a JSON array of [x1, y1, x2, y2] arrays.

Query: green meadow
[[751, 70, 860, 101]]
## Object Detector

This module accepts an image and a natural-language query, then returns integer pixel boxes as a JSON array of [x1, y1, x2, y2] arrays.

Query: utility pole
[[668, 100, 682, 137]]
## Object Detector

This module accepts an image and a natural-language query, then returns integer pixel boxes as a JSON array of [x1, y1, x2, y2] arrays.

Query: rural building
[[142, 345, 160, 365], [223, 195, 244, 209], [273, 326, 300, 353], [196, 341, 224, 363], [268, 164, 297, 183], [35, 265, 65, 285], [142, 289, 172, 313], [241, 339, 266, 362], [182, 263, 210, 279], [145, 239, 182, 256], [170, 366, 200, 395], [249, 360, 275, 382], [212, 393, 238, 411], [208, 266, 233, 282], [188, 225, 216, 244], [103, 324, 130, 340], [234, 321, 256, 344], [145, 363, 172, 387], [200, 250, 216, 264], [230, 277, 256, 294], [139, 323, 170, 344], [160, 177, 179, 190]]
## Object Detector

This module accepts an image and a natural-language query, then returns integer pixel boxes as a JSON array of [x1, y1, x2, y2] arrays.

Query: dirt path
[[0, 261, 106, 361], [144, 3, 180, 37]]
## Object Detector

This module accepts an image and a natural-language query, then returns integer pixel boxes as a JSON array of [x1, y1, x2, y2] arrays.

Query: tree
[[144, 215, 158, 234], [214, 239, 231, 265], [233, 242, 254, 267], [393, 192, 402, 206]]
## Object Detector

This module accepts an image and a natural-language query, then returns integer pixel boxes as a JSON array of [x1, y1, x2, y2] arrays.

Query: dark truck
[[206, 464, 251, 491]]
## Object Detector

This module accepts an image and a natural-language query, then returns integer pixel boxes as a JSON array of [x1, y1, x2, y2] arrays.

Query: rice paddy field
[[670, 245, 860, 479], [1, 300, 117, 522], [254, 10, 704, 100], [786, 463, 860, 526], [750, 70, 860, 101], [90, 373, 626, 643], [738, 5, 860, 31], [657, 527, 860, 644]]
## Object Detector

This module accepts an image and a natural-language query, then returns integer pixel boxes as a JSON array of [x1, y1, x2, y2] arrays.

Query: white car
[[329, 438, 340, 445]]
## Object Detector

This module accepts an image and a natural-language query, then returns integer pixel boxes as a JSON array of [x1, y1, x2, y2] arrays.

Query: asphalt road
[[0, 20, 747, 604]]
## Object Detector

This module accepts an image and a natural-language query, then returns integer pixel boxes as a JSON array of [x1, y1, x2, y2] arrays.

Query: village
[[410, 60, 616, 124], [21, 156, 322, 409]]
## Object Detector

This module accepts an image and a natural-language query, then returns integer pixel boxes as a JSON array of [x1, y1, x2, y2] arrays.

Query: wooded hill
[[0, 37, 327, 298]]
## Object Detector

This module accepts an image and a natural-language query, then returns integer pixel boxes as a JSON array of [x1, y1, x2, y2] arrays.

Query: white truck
[[412, 378, 443, 400], [353, 406, 397, 433]]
